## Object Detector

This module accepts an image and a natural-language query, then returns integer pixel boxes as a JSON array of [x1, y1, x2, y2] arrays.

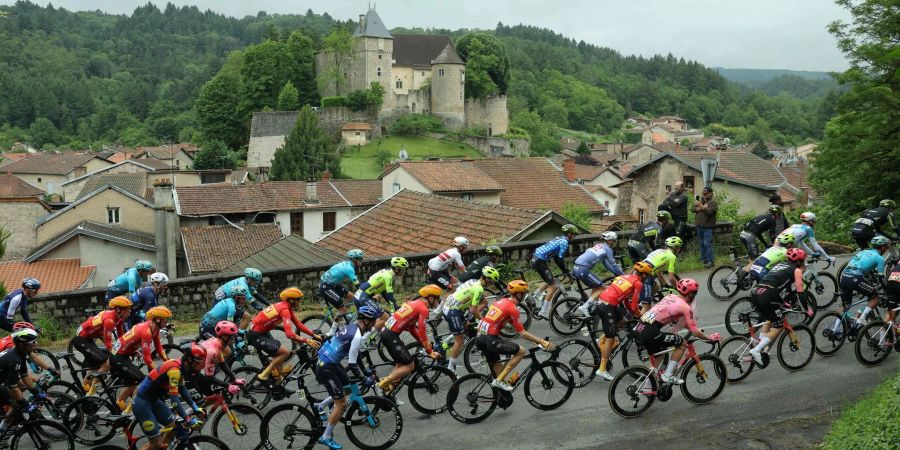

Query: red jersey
[[598, 275, 643, 315], [77, 310, 125, 351], [249, 301, 315, 340], [0, 336, 12, 351], [477, 298, 523, 336], [385, 299, 431, 351], [112, 321, 166, 368]]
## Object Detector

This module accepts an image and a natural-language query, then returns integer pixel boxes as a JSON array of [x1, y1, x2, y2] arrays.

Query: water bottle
[[508, 372, 520, 385]]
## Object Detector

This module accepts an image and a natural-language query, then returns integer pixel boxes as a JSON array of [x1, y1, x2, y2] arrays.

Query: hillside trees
[[456, 32, 511, 97], [270, 105, 340, 181]]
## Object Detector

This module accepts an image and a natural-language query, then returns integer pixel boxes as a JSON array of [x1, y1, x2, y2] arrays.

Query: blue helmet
[[346, 249, 364, 260], [135, 260, 153, 271], [357, 305, 380, 320], [22, 278, 41, 290], [244, 268, 263, 283]]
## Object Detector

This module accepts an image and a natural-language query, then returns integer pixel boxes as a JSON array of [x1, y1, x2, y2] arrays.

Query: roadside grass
[[822, 371, 899, 450], [340, 135, 482, 179]]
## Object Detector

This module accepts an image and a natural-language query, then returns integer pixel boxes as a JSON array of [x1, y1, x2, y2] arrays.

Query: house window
[[396, 79, 402, 89], [107, 207, 120, 224], [378, 54, 382, 59], [638, 208, 646, 225], [290, 212, 303, 236], [421, 71, 425, 76], [37, 177, 42, 183], [392, 183, 401, 194], [377, 67, 382, 77], [665, 185, 672, 193], [438, 68, 445, 77], [462, 193, 474, 201], [604, 200, 610, 208], [683, 175, 695, 190], [323, 212, 337, 232], [355, 131, 361, 136]]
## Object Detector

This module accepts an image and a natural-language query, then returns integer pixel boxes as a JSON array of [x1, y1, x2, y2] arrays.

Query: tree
[[277, 82, 300, 111], [28, 117, 61, 148], [286, 31, 319, 106], [811, 0, 900, 209], [192, 140, 236, 170], [541, 99, 569, 128], [319, 27, 354, 95], [575, 140, 590, 155], [752, 141, 773, 159], [560, 202, 591, 231], [456, 32, 511, 97], [240, 40, 292, 114], [270, 105, 340, 181], [195, 69, 244, 150]]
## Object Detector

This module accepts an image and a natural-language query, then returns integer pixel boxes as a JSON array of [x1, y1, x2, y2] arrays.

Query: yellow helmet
[[146, 306, 173, 321], [506, 280, 529, 295], [279, 287, 304, 302], [633, 261, 654, 275], [108, 296, 134, 310], [418, 284, 443, 298]]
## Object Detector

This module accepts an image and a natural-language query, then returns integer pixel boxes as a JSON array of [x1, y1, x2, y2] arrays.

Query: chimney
[[359, 14, 366, 32], [74, 166, 87, 178], [306, 180, 319, 203], [675, 142, 681, 152], [153, 179, 178, 277], [563, 158, 576, 182], [321, 170, 332, 182]]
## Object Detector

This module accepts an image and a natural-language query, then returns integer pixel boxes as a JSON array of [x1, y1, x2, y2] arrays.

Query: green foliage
[[752, 141, 773, 159], [341, 136, 481, 179], [367, 82, 385, 111], [192, 140, 237, 170], [510, 110, 559, 156], [560, 202, 592, 231], [373, 148, 392, 168], [345, 82, 385, 112], [456, 32, 511, 97], [824, 371, 899, 450], [321, 96, 347, 107], [28, 117, 61, 149], [389, 114, 446, 136], [277, 82, 301, 111], [194, 67, 245, 150], [270, 105, 339, 181], [575, 140, 590, 155], [0, 226, 10, 260], [320, 27, 354, 95]]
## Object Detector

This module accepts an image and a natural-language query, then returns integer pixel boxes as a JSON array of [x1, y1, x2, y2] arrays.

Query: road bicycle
[[66, 308, 177, 368], [446, 340, 574, 424], [725, 286, 819, 337], [548, 274, 616, 336], [607, 336, 726, 417], [811, 296, 882, 356], [718, 309, 816, 383], [94, 414, 229, 450], [837, 240, 898, 280], [854, 304, 900, 366], [711, 255, 837, 308], [707, 245, 755, 301], [0, 394, 76, 450], [358, 346, 457, 415], [231, 344, 328, 409]]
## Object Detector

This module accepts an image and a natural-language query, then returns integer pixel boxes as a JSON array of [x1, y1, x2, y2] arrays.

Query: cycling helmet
[[769, 204, 783, 214], [391, 257, 409, 269], [149, 272, 169, 284], [279, 287, 303, 302], [215, 320, 239, 337], [244, 268, 263, 283], [146, 306, 173, 321], [418, 284, 443, 298], [12, 328, 38, 345], [485, 245, 503, 256], [481, 266, 501, 282], [22, 278, 40, 290], [135, 260, 153, 271], [506, 280, 529, 295], [562, 224, 579, 234], [230, 285, 248, 298], [357, 305, 380, 320], [657, 210, 672, 222], [602, 231, 618, 241], [786, 248, 806, 262], [777, 233, 796, 245], [879, 199, 896, 209], [185, 343, 207, 361], [346, 249, 364, 260], [870, 235, 890, 247], [676, 278, 700, 296], [665, 236, 683, 248], [454, 236, 470, 247], [12, 322, 34, 332], [799, 212, 817, 223], [108, 296, 134, 309], [633, 261, 654, 275]]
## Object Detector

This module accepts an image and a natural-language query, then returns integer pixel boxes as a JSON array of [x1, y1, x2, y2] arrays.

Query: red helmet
[[186, 343, 207, 362], [676, 278, 700, 296], [215, 320, 239, 338], [12, 322, 34, 332], [786, 248, 806, 262]]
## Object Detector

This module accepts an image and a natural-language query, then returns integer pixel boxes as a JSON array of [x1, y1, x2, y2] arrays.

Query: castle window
[[421, 71, 425, 76], [377, 67, 382, 77], [378, 54, 382, 59], [438, 68, 445, 77], [396, 79, 402, 89]]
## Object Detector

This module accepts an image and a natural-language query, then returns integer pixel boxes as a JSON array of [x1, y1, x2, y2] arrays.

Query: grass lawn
[[340, 136, 483, 179]]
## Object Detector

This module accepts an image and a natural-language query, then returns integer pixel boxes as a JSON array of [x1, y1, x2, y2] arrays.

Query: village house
[[0, 174, 50, 260], [134, 143, 198, 169], [341, 122, 372, 145], [650, 116, 688, 131], [3, 153, 113, 192], [181, 223, 283, 276], [558, 159, 620, 214]]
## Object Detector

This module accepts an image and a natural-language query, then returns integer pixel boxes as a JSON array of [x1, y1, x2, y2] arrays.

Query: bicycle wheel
[[810, 272, 838, 309], [784, 293, 817, 327], [707, 265, 743, 301], [344, 396, 402, 450], [66, 339, 86, 368], [461, 338, 490, 375], [548, 296, 585, 336], [210, 402, 264, 449], [523, 360, 574, 410], [553, 338, 599, 388], [46, 380, 81, 397], [407, 365, 456, 415], [31, 348, 60, 373], [446, 373, 497, 424], [500, 304, 532, 338], [725, 297, 760, 337], [230, 366, 269, 408], [41, 391, 75, 425], [302, 314, 330, 335], [175, 435, 230, 450], [619, 338, 667, 370], [608, 366, 656, 418], [680, 354, 727, 404], [10, 419, 75, 450], [260, 403, 319, 450], [61, 396, 117, 446], [854, 321, 893, 367], [717, 336, 756, 383], [811, 312, 847, 356], [777, 325, 815, 371]]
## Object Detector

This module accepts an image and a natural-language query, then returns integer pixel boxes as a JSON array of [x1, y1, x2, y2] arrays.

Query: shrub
[[321, 96, 346, 107], [824, 372, 900, 450], [390, 114, 446, 136]]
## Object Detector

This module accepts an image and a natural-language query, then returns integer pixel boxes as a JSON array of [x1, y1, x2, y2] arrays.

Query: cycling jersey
[[630, 222, 662, 247], [128, 286, 159, 328], [0, 289, 32, 323], [111, 321, 166, 367], [852, 207, 896, 236], [77, 310, 125, 351], [108, 268, 142, 295], [199, 337, 225, 377], [358, 268, 397, 306], [760, 261, 804, 293], [202, 297, 245, 327], [428, 248, 465, 272], [0, 337, 12, 352], [215, 277, 258, 303], [845, 249, 886, 276], [0, 348, 28, 388], [534, 236, 570, 261], [317, 323, 363, 366], [640, 294, 699, 333], [442, 279, 486, 313], [137, 359, 189, 399], [598, 274, 643, 314], [477, 298, 524, 336], [886, 261, 900, 304], [575, 242, 624, 276], [321, 261, 359, 286], [249, 301, 315, 340], [643, 248, 677, 275], [742, 214, 776, 245], [755, 246, 787, 269], [385, 299, 432, 351], [776, 224, 830, 259]]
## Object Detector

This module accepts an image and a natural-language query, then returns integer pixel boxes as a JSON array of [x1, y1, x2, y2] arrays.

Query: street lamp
[[700, 157, 719, 190]]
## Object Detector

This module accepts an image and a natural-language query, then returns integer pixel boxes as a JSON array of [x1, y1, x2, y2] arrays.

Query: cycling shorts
[[748, 257, 771, 282], [751, 286, 784, 329], [597, 303, 622, 338], [132, 395, 176, 439], [639, 277, 656, 304], [627, 241, 650, 264], [315, 361, 350, 400], [354, 292, 385, 317], [531, 258, 555, 285], [71, 336, 109, 368], [443, 309, 467, 335], [573, 265, 604, 289], [428, 270, 453, 290], [108, 353, 145, 385], [318, 282, 348, 309], [198, 322, 217, 341], [740, 232, 760, 259], [883, 282, 900, 309], [850, 225, 873, 249], [380, 329, 413, 365], [633, 321, 682, 355], [475, 334, 520, 366], [839, 273, 877, 308], [246, 331, 281, 357]]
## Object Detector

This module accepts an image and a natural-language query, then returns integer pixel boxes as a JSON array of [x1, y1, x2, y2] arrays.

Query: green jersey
[[441, 279, 485, 312], [757, 246, 787, 269], [644, 248, 677, 275], [363, 269, 395, 296]]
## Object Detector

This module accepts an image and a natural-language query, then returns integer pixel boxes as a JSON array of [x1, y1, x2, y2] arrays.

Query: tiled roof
[[182, 223, 283, 274], [1, 153, 97, 175], [651, 133, 669, 144], [0, 173, 44, 198], [318, 190, 564, 257], [26, 221, 155, 263], [471, 158, 605, 213], [1, 153, 29, 163], [674, 151, 786, 189], [0, 258, 95, 293], [584, 184, 618, 198], [227, 234, 342, 272], [104, 151, 134, 164], [433, 43, 465, 65], [353, 8, 393, 39], [76, 173, 146, 200], [136, 158, 172, 170], [387, 161, 504, 193], [392, 35, 453, 66], [329, 180, 381, 206], [777, 164, 817, 199], [175, 181, 363, 216], [574, 164, 605, 182], [135, 143, 198, 160], [341, 122, 371, 131], [591, 214, 639, 233], [588, 152, 619, 165]]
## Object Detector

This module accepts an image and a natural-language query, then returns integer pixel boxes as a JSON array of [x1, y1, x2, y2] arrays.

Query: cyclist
[[355, 257, 409, 333], [458, 245, 504, 291], [748, 248, 809, 365], [248, 287, 322, 382], [132, 343, 205, 450], [532, 224, 579, 320], [106, 260, 154, 301], [109, 306, 173, 413], [476, 280, 554, 391], [377, 285, 443, 394], [0, 329, 45, 433], [0, 323, 58, 383], [195, 321, 243, 397], [638, 236, 683, 314], [74, 296, 132, 391], [592, 262, 654, 381], [840, 236, 891, 326], [627, 211, 671, 263], [0, 278, 40, 332], [572, 232, 624, 316], [128, 272, 169, 329], [633, 279, 720, 384], [745, 233, 795, 282], [884, 259, 900, 325], [319, 249, 365, 336], [740, 205, 782, 260], [313, 305, 380, 450], [442, 267, 500, 373], [200, 285, 250, 341], [427, 237, 469, 292], [850, 199, 898, 249], [215, 268, 269, 311], [776, 212, 835, 264]]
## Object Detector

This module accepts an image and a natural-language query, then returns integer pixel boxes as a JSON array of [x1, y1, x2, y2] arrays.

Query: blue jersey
[[0, 289, 31, 323], [317, 324, 362, 365], [574, 243, 623, 276], [127, 286, 159, 328], [108, 268, 142, 295], [203, 297, 245, 326], [845, 249, 886, 276], [321, 261, 359, 286], [534, 236, 569, 261], [215, 277, 257, 302]]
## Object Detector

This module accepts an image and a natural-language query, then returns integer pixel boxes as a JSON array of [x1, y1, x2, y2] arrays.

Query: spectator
[[663, 182, 689, 236], [693, 186, 718, 268], [769, 194, 788, 234]]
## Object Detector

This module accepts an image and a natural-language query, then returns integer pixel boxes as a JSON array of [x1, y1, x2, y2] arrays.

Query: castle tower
[[351, 8, 393, 101], [430, 43, 466, 130]]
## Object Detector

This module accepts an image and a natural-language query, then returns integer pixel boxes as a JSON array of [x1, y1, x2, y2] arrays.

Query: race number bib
[[262, 305, 278, 319], [855, 218, 874, 227], [385, 316, 397, 328], [640, 311, 657, 323], [395, 304, 413, 318], [477, 320, 490, 334]]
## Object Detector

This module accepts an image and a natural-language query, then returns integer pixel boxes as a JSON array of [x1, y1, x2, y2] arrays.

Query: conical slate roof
[[433, 43, 465, 65], [353, 9, 393, 39]]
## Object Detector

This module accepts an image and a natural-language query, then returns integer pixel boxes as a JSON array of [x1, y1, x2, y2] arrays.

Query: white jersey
[[428, 247, 465, 272]]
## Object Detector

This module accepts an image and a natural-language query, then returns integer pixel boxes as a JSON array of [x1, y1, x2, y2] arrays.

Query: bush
[[824, 372, 900, 450], [390, 114, 446, 136], [321, 96, 346, 107]]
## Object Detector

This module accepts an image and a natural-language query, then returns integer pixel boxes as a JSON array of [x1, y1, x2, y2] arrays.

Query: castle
[[315, 8, 508, 135]]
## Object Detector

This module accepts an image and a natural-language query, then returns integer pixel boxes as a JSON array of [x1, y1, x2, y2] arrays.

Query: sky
[[3, 0, 852, 71]]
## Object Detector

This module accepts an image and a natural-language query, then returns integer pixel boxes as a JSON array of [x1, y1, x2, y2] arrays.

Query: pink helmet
[[215, 320, 239, 337], [676, 278, 700, 296]]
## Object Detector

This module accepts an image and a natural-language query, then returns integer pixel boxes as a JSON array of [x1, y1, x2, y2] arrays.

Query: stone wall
[[0, 200, 47, 261], [460, 136, 530, 157], [464, 96, 509, 135]]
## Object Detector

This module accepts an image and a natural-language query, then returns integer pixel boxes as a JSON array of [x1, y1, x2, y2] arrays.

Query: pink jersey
[[640, 294, 699, 333], [200, 337, 225, 376]]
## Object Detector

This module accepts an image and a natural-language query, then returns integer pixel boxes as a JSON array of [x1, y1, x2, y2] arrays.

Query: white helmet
[[799, 212, 817, 223], [602, 231, 618, 241], [454, 236, 469, 247], [149, 272, 169, 284]]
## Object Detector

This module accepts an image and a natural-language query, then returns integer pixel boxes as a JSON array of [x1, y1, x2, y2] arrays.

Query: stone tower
[[430, 43, 466, 130], [351, 8, 393, 103]]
